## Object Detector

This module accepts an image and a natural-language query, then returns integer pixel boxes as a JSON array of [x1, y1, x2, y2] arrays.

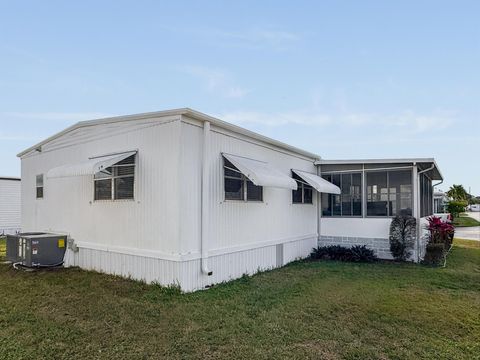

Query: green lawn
[[0, 238, 479, 359], [454, 214, 480, 227]]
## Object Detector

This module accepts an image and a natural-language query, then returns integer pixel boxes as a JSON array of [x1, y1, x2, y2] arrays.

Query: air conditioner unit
[[6, 232, 67, 267]]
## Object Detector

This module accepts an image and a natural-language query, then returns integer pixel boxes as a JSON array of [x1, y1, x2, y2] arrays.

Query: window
[[36, 174, 44, 199], [321, 173, 362, 216], [224, 158, 262, 201], [366, 169, 412, 217], [420, 174, 433, 217], [94, 155, 135, 200], [292, 172, 313, 204]]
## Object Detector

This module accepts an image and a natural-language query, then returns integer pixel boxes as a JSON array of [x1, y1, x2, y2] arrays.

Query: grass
[[454, 213, 480, 227], [0, 238, 479, 359]]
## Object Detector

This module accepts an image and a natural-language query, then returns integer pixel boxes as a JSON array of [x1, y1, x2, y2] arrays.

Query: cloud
[[2, 112, 116, 122], [0, 132, 39, 141], [386, 111, 454, 133], [217, 28, 300, 49], [218, 109, 455, 134], [181, 65, 248, 99], [219, 110, 331, 126]]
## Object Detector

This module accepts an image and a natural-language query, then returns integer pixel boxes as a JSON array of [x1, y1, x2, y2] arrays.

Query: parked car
[[468, 204, 480, 212]]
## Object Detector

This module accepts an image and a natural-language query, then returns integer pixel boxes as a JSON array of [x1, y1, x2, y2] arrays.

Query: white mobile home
[[18, 109, 442, 291], [0, 176, 21, 235]]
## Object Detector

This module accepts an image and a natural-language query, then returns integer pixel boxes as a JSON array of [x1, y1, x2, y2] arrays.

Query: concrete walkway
[[455, 212, 480, 241]]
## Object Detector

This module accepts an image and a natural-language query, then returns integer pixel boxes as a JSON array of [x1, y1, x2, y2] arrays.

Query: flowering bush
[[423, 216, 455, 265], [426, 216, 455, 249]]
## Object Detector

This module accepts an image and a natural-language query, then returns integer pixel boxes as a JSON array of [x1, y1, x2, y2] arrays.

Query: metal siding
[[0, 179, 21, 234], [179, 119, 318, 288], [22, 115, 320, 291], [21, 118, 182, 255]]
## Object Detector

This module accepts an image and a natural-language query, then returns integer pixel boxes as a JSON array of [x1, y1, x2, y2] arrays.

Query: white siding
[[22, 113, 320, 291], [321, 217, 391, 239], [21, 116, 182, 254], [0, 179, 21, 234], [179, 117, 318, 286]]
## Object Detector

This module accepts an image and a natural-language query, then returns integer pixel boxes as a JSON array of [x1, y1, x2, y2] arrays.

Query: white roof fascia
[[18, 108, 322, 161], [223, 153, 298, 190], [316, 158, 443, 180]]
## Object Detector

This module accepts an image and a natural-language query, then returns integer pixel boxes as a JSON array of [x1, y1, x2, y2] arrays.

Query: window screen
[[420, 174, 433, 217], [224, 158, 262, 201], [94, 154, 135, 200], [321, 172, 362, 217], [367, 169, 412, 217]]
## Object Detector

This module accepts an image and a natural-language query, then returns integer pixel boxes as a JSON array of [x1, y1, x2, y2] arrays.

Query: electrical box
[[6, 232, 67, 267]]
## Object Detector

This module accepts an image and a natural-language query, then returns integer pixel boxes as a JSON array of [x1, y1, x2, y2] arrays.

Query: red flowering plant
[[425, 216, 455, 249]]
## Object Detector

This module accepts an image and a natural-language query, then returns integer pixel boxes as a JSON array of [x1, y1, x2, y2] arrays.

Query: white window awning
[[292, 169, 341, 194], [47, 151, 137, 179], [223, 153, 297, 190]]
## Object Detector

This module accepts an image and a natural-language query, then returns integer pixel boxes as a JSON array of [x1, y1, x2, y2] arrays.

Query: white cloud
[[218, 109, 455, 134], [2, 112, 116, 122], [385, 111, 454, 133], [181, 65, 248, 99], [0, 132, 39, 141], [219, 110, 331, 127], [218, 28, 299, 48]]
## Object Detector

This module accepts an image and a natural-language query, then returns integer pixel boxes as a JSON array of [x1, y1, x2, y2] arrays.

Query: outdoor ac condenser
[[6, 232, 67, 267]]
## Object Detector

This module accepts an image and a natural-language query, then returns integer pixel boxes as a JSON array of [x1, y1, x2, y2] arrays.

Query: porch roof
[[315, 158, 443, 181]]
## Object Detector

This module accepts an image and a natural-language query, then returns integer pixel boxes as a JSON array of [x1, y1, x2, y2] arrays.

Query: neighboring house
[[17, 109, 442, 291], [433, 190, 449, 214], [0, 176, 21, 235]]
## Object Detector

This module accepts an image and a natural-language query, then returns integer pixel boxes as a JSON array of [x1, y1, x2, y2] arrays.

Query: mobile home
[[18, 109, 442, 291], [0, 176, 21, 235]]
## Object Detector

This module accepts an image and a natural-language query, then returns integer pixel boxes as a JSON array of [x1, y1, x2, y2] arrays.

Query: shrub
[[425, 216, 455, 250], [422, 216, 455, 266], [310, 245, 377, 263], [446, 200, 468, 218], [389, 215, 416, 261]]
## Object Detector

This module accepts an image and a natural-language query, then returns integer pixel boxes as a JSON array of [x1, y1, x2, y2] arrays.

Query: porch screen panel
[[321, 172, 362, 217], [420, 174, 433, 217], [367, 171, 388, 216], [388, 170, 413, 216], [321, 174, 333, 216]]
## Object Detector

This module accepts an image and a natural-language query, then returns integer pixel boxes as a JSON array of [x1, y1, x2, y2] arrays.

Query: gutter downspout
[[416, 164, 435, 262], [201, 121, 213, 276]]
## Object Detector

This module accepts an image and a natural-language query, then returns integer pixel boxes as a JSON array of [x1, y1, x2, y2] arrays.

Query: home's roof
[[315, 158, 443, 180], [0, 176, 21, 181], [17, 108, 321, 160]]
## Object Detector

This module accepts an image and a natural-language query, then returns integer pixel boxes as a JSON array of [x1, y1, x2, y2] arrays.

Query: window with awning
[[291, 169, 341, 195], [222, 153, 297, 190], [45, 150, 137, 201], [46, 151, 137, 179]]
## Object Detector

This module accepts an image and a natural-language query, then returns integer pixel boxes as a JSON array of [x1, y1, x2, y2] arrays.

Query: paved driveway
[[466, 211, 480, 221], [455, 212, 480, 241]]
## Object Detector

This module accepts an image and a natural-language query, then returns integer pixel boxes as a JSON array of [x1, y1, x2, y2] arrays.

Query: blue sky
[[1, 1, 479, 194]]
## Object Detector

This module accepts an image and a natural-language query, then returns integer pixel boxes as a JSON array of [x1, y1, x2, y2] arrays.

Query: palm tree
[[446, 184, 469, 201]]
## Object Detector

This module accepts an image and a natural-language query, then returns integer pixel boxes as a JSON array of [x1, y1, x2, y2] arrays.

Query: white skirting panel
[[64, 236, 316, 292]]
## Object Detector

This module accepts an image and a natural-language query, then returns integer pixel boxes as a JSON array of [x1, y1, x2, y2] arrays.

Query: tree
[[446, 200, 468, 218], [446, 185, 469, 201]]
